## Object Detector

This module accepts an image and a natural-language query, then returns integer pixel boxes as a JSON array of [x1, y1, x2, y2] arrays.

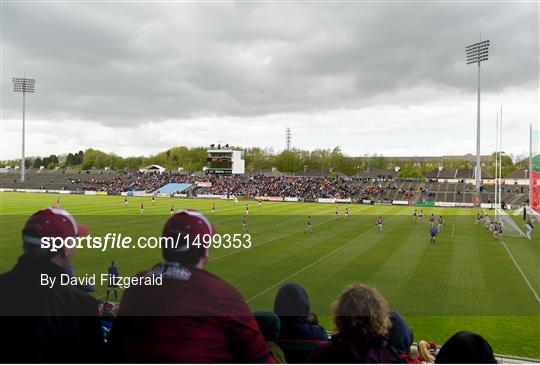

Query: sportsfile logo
[[40, 233, 252, 252]]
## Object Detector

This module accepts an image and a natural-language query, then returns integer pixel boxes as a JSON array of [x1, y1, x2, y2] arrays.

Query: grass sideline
[[0, 192, 539, 359]]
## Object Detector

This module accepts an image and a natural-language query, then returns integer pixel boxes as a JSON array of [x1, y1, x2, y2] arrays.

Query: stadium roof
[[425, 168, 494, 179], [245, 168, 286, 177], [295, 168, 330, 177], [387, 154, 493, 163], [353, 169, 396, 179], [504, 168, 529, 179], [141, 164, 166, 172]]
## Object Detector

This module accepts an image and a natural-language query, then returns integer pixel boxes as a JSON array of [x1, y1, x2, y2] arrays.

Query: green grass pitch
[[1, 192, 539, 359]]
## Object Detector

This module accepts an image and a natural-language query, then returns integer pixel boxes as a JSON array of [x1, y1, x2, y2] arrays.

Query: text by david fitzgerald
[[41, 273, 162, 289]]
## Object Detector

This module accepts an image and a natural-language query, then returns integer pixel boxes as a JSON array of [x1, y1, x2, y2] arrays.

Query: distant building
[[504, 168, 529, 185], [140, 164, 166, 173], [352, 169, 396, 180], [387, 154, 494, 167]]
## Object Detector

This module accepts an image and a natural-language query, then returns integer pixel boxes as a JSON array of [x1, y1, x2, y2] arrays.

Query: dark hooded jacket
[[388, 312, 414, 356], [436, 331, 496, 364], [273, 283, 327, 341]]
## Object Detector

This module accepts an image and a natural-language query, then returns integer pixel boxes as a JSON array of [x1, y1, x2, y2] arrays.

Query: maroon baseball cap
[[22, 207, 89, 246], [162, 209, 215, 256]]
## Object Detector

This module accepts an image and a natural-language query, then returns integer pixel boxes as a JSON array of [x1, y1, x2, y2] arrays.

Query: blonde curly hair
[[332, 283, 390, 337], [417, 340, 435, 363]]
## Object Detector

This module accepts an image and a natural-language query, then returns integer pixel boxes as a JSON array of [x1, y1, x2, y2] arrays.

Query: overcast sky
[[1, 1, 538, 160]]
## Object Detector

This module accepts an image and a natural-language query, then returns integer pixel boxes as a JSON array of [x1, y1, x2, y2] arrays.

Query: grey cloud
[[1, 2, 538, 127]]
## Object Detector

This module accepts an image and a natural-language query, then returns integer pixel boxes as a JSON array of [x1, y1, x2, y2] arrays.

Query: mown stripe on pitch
[[366, 214, 431, 306], [245, 210, 404, 304]]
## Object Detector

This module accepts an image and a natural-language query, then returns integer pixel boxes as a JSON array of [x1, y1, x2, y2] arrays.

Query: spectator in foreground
[[0, 207, 103, 363], [308, 283, 402, 363], [110, 209, 274, 363], [388, 311, 414, 360], [436, 331, 496, 364], [273, 283, 328, 362], [417, 340, 436, 363], [273, 283, 328, 341], [254, 310, 287, 363]]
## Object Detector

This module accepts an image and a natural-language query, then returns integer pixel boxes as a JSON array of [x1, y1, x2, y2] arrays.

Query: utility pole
[[285, 127, 291, 151]]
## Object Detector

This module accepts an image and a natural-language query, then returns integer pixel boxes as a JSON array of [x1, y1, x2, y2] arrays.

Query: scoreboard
[[206, 149, 245, 175]]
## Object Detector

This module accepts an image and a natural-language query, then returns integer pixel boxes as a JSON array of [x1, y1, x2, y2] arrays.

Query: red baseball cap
[[162, 209, 215, 254], [22, 207, 89, 246]]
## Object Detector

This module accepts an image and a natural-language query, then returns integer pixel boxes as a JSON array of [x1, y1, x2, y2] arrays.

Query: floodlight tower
[[12, 77, 36, 182], [466, 38, 489, 193]]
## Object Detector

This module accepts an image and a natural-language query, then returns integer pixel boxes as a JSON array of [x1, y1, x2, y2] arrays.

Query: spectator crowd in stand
[[0, 207, 501, 364], [81, 172, 365, 200]]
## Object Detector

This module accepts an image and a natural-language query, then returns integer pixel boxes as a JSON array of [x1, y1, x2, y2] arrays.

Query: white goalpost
[[500, 209, 527, 238], [494, 106, 527, 238]]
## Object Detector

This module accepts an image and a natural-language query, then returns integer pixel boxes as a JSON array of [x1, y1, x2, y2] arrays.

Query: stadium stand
[[0, 168, 530, 207]]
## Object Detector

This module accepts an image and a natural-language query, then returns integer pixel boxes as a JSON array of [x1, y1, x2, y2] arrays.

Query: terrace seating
[[0, 169, 123, 191], [1, 170, 530, 207]]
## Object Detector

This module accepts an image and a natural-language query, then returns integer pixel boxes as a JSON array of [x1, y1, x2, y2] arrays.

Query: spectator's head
[[274, 283, 311, 318], [307, 312, 319, 325], [21, 207, 88, 269], [388, 311, 413, 355], [417, 340, 436, 363], [332, 283, 390, 338], [253, 310, 281, 342], [436, 331, 496, 364], [162, 209, 215, 268]]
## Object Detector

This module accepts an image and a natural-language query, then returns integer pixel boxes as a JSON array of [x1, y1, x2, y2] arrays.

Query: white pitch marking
[[501, 239, 540, 305], [246, 210, 402, 303]]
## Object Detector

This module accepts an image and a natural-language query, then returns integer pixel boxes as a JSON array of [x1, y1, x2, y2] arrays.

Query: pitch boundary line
[[246, 210, 402, 303], [209, 205, 373, 262], [500, 239, 540, 305]]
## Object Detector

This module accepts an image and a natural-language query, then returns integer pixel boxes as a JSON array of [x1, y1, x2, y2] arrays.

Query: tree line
[[0, 146, 529, 178]]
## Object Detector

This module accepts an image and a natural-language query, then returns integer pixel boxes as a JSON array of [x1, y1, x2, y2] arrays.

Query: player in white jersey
[[234, 196, 239, 205], [211, 202, 215, 215], [419, 210, 424, 221], [344, 208, 350, 222], [151, 195, 156, 206], [437, 216, 444, 232], [376, 217, 383, 232], [140, 203, 144, 215], [258, 199, 262, 208], [124, 197, 128, 207], [413, 210, 418, 222], [245, 204, 249, 216], [306, 216, 313, 233], [56, 197, 61, 207], [486, 217, 494, 232], [170, 205, 174, 216], [242, 215, 248, 233], [335, 207, 339, 220]]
